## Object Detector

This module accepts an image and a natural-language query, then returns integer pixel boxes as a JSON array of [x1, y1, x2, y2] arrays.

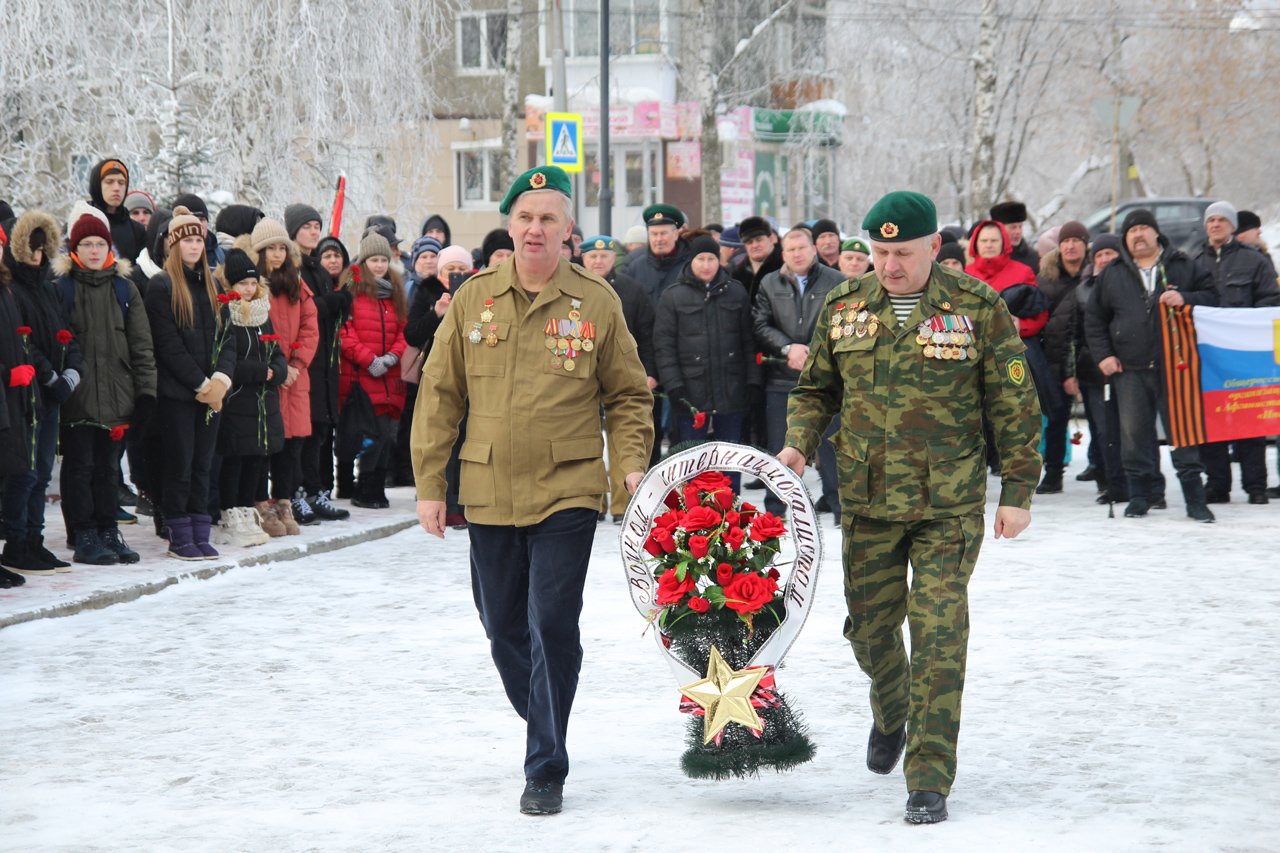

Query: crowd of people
[[1, 155, 1276, 591]]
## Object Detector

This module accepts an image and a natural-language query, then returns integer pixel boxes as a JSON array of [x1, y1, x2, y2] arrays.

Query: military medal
[[545, 337, 556, 350], [830, 325, 843, 341], [924, 344, 936, 358], [966, 346, 978, 359], [468, 322, 483, 345], [550, 355, 563, 368], [480, 298, 495, 324], [485, 324, 498, 347], [582, 338, 594, 351], [563, 358, 576, 372]]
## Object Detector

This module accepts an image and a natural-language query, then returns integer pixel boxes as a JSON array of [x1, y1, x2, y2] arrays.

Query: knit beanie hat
[[936, 242, 967, 266], [171, 193, 209, 219], [1120, 208, 1159, 238], [1236, 210, 1261, 233], [166, 205, 204, 249], [481, 229, 515, 263], [1203, 201, 1238, 229], [1091, 233, 1123, 255], [69, 212, 112, 251], [688, 234, 721, 260], [359, 231, 393, 261], [1058, 220, 1090, 244], [719, 225, 742, 249], [124, 190, 155, 213], [66, 200, 110, 241], [437, 245, 473, 271], [284, 203, 323, 239], [222, 248, 259, 285], [215, 204, 265, 237], [623, 225, 647, 245], [811, 218, 840, 240], [410, 235, 443, 267], [250, 218, 291, 254]]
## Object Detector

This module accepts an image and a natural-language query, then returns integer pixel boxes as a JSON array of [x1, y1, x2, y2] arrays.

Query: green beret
[[498, 165, 572, 216], [642, 203, 686, 228], [841, 237, 870, 254], [581, 235, 618, 253], [861, 191, 938, 242]]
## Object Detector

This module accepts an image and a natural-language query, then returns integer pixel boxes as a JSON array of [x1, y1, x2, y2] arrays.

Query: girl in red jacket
[[338, 232, 407, 508]]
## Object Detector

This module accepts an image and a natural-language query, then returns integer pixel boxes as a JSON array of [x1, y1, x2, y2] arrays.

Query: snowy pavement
[[3, 457, 1280, 851]]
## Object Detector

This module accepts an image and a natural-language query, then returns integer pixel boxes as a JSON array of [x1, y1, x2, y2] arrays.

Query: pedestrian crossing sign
[[546, 112, 583, 173]]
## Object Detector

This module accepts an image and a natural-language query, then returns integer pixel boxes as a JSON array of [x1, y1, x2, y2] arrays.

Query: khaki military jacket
[[785, 264, 1041, 521], [412, 257, 654, 526]]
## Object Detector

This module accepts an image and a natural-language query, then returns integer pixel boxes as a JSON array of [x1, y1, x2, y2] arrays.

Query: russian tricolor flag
[[1162, 306, 1280, 446]]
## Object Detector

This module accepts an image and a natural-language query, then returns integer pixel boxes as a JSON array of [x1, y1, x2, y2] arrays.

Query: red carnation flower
[[691, 411, 707, 430], [687, 535, 710, 559], [715, 562, 734, 585], [655, 568, 695, 605], [56, 329, 74, 345], [216, 293, 234, 304], [290, 341, 303, 350], [749, 512, 787, 542], [351, 265, 362, 283], [687, 596, 710, 614], [755, 352, 765, 365], [16, 325, 32, 336], [109, 424, 129, 442]]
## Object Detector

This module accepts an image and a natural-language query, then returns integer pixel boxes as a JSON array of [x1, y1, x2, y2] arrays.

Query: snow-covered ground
[[3, 453, 1280, 852]]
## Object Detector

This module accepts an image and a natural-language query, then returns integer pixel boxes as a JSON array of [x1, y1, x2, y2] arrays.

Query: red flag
[[329, 174, 346, 238]]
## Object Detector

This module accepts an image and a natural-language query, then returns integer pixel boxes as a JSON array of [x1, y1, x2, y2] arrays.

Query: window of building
[[458, 12, 508, 72], [542, 0, 666, 60], [455, 145, 504, 209]]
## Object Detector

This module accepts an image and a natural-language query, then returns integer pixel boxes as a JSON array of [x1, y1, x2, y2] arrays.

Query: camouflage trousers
[[841, 512, 985, 795]]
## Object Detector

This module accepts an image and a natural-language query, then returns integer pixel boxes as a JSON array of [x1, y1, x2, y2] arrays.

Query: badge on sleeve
[[1006, 355, 1028, 386]]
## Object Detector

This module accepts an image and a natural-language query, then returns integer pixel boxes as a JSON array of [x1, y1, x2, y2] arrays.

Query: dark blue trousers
[[1, 404, 58, 540], [467, 507, 596, 784]]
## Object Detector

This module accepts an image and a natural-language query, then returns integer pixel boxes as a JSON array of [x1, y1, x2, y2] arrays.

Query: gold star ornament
[[679, 645, 767, 743]]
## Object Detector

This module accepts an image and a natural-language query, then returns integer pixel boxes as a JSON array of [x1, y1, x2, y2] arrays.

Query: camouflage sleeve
[[783, 300, 843, 459], [983, 297, 1042, 509]]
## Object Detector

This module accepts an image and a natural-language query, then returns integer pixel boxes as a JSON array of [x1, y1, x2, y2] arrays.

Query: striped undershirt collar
[[886, 290, 925, 326]]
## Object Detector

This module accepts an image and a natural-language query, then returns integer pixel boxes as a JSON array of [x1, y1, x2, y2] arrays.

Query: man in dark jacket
[[285, 203, 352, 520], [1084, 209, 1218, 521], [753, 227, 845, 521], [622, 204, 690, 305], [1033, 220, 1090, 494], [582, 235, 659, 517], [1191, 201, 1280, 504], [88, 157, 147, 262], [731, 216, 784, 303], [990, 201, 1039, 271]]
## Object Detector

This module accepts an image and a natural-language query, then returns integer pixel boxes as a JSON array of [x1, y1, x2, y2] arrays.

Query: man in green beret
[[622, 203, 690, 306], [413, 165, 654, 817], [839, 236, 872, 279], [779, 190, 1041, 824]]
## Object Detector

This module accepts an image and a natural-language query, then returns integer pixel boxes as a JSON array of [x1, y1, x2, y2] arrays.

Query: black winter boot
[[1, 540, 56, 576], [1183, 480, 1216, 523], [100, 527, 140, 564], [904, 790, 948, 824], [27, 535, 71, 570], [73, 529, 119, 565], [1035, 468, 1064, 495]]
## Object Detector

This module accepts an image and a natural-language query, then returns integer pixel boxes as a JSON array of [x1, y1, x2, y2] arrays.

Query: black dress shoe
[[866, 724, 906, 775], [519, 780, 563, 815], [904, 790, 948, 824], [1149, 499, 1167, 510], [1248, 492, 1269, 505], [1075, 465, 1099, 482], [1204, 490, 1231, 504], [1124, 498, 1149, 518], [1267, 486, 1280, 499]]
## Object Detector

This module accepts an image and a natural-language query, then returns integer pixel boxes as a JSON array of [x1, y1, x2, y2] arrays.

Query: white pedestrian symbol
[[553, 123, 577, 161]]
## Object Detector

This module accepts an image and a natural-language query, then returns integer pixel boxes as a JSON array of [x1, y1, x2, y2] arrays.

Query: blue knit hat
[[411, 235, 443, 267]]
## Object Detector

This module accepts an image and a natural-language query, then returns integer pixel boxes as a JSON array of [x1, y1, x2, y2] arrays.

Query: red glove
[[7, 364, 35, 387]]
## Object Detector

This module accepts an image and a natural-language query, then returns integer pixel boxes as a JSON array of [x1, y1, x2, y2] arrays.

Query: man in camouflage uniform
[[780, 191, 1041, 824]]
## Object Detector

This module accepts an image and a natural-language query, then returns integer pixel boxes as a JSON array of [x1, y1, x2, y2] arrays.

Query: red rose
[[689, 471, 733, 494], [687, 596, 710, 614], [688, 535, 710, 559], [722, 572, 779, 614], [655, 568, 695, 604], [724, 510, 740, 527], [749, 512, 787, 542], [109, 424, 129, 442], [711, 489, 734, 510], [56, 329, 74, 345], [644, 535, 665, 557], [653, 509, 683, 534], [16, 325, 32, 336], [655, 530, 677, 553], [724, 525, 746, 550], [739, 501, 759, 522], [680, 505, 722, 532], [715, 562, 734, 585], [664, 490, 681, 509], [692, 411, 707, 430], [767, 567, 781, 581], [682, 485, 702, 508]]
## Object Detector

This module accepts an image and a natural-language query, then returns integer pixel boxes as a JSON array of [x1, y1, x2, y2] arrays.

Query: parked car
[[1083, 197, 1217, 252]]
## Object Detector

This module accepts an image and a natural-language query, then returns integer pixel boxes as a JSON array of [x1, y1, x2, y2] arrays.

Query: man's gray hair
[[512, 188, 574, 224]]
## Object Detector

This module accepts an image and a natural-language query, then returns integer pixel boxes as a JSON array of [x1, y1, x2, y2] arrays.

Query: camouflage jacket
[[785, 264, 1041, 521]]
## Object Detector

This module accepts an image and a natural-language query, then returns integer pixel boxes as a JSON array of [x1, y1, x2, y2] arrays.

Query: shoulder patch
[[1005, 354, 1028, 386]]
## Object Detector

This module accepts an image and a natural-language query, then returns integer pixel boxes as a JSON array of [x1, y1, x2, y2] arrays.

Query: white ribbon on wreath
[[619, 441, 822, 682]]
